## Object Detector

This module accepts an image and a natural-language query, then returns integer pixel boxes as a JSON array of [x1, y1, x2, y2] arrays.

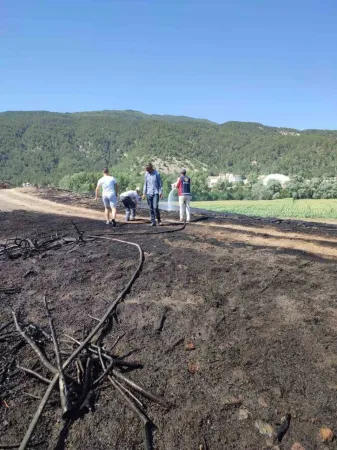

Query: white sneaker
[[106, 221, 110, 224]]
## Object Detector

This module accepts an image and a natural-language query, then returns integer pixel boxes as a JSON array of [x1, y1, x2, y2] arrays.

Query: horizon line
[[0, 109, 336, 132]]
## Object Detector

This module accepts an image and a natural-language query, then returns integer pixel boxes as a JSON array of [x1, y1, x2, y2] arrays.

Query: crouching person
[[120, 188, 141, 222]]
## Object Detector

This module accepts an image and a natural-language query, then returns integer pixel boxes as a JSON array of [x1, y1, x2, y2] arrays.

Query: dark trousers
[[122, 197, 136, 220], [146, 194, 161, 224]]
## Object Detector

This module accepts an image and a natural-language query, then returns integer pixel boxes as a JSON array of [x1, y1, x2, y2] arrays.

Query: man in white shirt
[[120, 188, 141, 222], [95, 168, 118, 226]]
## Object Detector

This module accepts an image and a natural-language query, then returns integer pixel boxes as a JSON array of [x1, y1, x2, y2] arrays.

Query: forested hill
[[1, 110, 337, 185]]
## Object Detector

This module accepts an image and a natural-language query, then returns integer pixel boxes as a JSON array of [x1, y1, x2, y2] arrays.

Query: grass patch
[[192, 198, 337, 219]]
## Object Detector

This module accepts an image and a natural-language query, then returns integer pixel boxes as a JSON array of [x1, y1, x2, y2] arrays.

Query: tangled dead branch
[[0, 220, 187, 449], [0, 227, 174, 450]]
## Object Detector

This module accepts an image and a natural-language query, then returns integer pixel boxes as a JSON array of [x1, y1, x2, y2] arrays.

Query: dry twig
[[11, 309, 57, 375], [43, 295, 70, 416], [17, 365, 51, 385]]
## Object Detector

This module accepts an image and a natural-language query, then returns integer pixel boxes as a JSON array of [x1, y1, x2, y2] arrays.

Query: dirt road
[[0, 188, 103, 220], [1, 189, 337, 449]]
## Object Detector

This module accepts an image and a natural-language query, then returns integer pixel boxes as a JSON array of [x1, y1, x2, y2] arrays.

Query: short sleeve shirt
[[120, 190, 140, 201], [97, 176, 117, 196]]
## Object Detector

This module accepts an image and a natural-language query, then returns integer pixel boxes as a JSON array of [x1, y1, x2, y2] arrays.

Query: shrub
[[59, 172, 99, 194]]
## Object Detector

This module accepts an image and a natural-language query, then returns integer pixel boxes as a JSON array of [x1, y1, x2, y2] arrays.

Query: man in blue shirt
[[143, 163, 163, 226]]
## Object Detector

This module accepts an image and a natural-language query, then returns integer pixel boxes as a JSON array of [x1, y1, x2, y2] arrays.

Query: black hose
[[76, 221, 186, 236], [17, 236, 144, 450], [5, 215, 187, 448]]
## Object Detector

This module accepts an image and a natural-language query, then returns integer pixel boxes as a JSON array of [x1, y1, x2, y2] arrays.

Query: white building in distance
[[208, 173, 243, 187], [262, 174, 290, 187]]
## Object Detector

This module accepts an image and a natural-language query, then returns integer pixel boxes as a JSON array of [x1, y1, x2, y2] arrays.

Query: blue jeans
[[122, 197, 136, 220], [146, 194, 161, 224]]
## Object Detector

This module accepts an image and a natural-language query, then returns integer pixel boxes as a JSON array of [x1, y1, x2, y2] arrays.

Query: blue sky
[[1, 0, 336, 129]]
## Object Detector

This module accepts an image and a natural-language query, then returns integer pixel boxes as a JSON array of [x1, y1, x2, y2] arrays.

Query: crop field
[[192, 198, 337, 219]]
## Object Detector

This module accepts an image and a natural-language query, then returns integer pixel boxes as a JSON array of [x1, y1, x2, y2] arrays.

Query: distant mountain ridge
[[0, 109, 215, 124], [1, 110, 337, 185]]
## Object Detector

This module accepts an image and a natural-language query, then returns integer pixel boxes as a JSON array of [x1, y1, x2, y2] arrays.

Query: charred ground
[[1, 196, 337, 450]]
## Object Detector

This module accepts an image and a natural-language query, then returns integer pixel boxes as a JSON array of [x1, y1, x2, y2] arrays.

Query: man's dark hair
[[181, 169, 187, 175], [103, 167, 109, 174]]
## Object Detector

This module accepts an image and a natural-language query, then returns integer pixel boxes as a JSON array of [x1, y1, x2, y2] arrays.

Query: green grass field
[[191, 198, 337, 220]]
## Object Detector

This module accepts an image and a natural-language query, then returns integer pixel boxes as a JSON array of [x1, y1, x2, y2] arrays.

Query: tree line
[[59, 171, 337, 201], [208, 175, 337, 201]]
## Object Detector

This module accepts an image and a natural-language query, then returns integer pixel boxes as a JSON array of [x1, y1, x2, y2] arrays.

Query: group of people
[[95, 163, 192, 226]]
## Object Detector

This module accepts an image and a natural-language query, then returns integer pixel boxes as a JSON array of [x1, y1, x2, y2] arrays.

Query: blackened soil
[[1, 209, 337, 450]]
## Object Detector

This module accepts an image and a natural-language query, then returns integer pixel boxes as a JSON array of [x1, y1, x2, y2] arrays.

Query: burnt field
[[1, 200, 337, 449]]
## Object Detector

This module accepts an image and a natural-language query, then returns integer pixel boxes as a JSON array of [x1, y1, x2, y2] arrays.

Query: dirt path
[[192, 222, 337, 259], [2, 188, 337, 259], [0, 188, 103, 220]]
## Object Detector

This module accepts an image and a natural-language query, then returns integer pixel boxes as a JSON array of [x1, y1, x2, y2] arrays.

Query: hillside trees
[[1, 111, 337, 186], [58, 169, 337, 202]]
